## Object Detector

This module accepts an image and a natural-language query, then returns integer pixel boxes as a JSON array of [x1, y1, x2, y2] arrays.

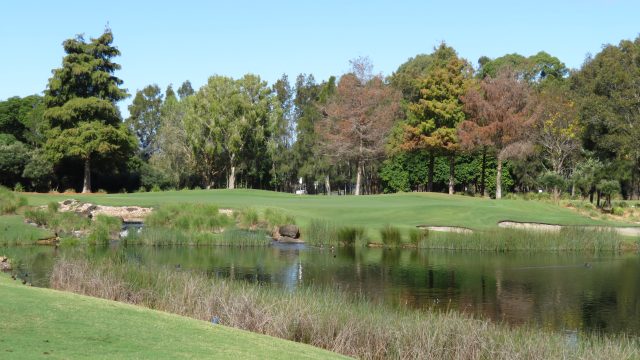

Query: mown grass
[[0, 274, 344, 360], [23, 189, 635, 235], [49, 256, 640, 360]]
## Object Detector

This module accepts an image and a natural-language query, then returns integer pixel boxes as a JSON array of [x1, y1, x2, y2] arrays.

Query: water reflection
[[3, 244, 639, 336]]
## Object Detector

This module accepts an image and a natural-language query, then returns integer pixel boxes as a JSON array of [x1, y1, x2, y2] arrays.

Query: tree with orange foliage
[[316, 58, 401, 195], [459, 71, 535, 199]]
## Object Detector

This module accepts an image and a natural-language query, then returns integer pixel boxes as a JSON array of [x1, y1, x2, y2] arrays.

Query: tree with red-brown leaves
[[459, 71, 535, 199], [316, 58, 401, 195]]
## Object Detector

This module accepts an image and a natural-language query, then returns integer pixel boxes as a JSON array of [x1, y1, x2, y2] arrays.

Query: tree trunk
[[228, 154, 236, 189], [325, 175, 331, 195], [355, 161, 363, 196], [596, 191, 601, 208], [82, 157, 91, 194], [571, 183, 575, 198], [448, 154, 455, 195], [495, 158, 503, 200], [480, 147, 487, 197], [427, 151, 435, 192]]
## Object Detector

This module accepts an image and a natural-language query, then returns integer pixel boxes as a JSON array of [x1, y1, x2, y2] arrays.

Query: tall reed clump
[[409, 228, 429, 246], [336, 226, 366, 246], [50, 256, 640, 360], [145, 204, 231, 232], [380, 225, 402, 246], [420, 227, 632, 252], [263, 208, 296, 227], [0, 186, 27, 214], [136, 204, 269, 246], [304, 219, 339, 246], [24, 204, 91, 235], [87, 215, 122, 246]]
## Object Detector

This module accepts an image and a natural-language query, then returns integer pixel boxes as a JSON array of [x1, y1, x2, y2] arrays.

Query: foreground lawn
[[24, 189, 630, 232], [0, 275, 345, 359]]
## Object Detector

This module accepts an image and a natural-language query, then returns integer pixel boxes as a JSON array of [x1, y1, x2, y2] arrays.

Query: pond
[[3, 243, 640, 336]]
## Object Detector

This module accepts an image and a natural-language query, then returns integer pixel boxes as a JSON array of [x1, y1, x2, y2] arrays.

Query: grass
[[0, 186, 27, 214], [0, 274, 344, 360], [47, 256, 640, 360], [0, 215, 52, 246], [22, 189, 638, 242], [380, 224, 402, 246], [420, 227, 638, 252]]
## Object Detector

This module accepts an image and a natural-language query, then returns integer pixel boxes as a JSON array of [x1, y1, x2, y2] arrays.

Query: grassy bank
[[48, 256, 640, 359], [23, 190, 635, 238], [0, 273, 344, 359], [0, 215, 52, 246]]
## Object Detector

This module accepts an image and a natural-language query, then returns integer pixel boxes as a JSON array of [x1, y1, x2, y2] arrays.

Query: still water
[[4, 244, 640, 336]]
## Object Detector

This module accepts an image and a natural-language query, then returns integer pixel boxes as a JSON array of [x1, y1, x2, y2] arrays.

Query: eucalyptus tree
[[127, 84, 164, 159], [184, 74, 280, 189]]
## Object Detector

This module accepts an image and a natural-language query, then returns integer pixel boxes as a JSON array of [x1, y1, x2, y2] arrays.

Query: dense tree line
[[1, 30, 638, 205]]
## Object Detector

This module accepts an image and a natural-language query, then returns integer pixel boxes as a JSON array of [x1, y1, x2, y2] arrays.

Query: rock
[[36, 236, 60, 246], [278, 225, 300, 239], [278, 236, 304, 244], [0, 256, 12, 271]]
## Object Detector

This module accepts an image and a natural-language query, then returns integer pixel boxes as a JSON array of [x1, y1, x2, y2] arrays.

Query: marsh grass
[[380, 225, 402, 246], [50, 256, 640, 360], [0, 186, 27, 214], [24, 207, 91, 235], [305, 219, 368, 246], [87, 215, 122, 246], [409, 228, 428, 246], [0, 215, 50, 246], [420, 227, 634, 252], [125, 227, 270, 247], [263, 208, 296, 227], [145, 203, 231, 232]]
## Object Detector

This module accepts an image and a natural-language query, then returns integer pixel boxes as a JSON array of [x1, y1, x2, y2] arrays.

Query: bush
[[612, 207, 625, 216], [13, 183, 24, 192], [380, 224, 402, 246]]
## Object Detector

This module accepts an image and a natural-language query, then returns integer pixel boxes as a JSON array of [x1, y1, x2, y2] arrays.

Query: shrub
[[13, 183, 24, 192], [612, 207, 624, 216], [380, 224, 402, 246]]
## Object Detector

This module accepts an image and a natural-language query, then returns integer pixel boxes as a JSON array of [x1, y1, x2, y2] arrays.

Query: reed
[[0, 186, 27, 215], [50, 256, 640, 360]]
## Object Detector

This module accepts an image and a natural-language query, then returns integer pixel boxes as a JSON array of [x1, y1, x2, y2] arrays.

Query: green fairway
[[24, 189, 628, 232], [0, 274, 345, 359]]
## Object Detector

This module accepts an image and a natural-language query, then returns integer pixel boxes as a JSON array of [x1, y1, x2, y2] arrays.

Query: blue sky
[[1, 0, 638, 115]]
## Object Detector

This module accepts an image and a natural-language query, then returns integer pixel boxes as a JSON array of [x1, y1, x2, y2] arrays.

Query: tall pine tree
[[44, 29, 135, 193]]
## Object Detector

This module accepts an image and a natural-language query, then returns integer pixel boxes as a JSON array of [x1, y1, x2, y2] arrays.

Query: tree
[[316, 58, 401, 195], [478, 51, 568, 86], [571, 37, 640, 199], [127, 84, 164, 159], [43, 29, 133, 193], [0, 135, 29, 187], [151, 92, 194, 188], [401, 44, 471, 194], [177, 80, 194, 99], [184, 74, 279, 189], [0, 95, 45, 144], [533, 84, 582, 175], [460, 70, 535, 199]]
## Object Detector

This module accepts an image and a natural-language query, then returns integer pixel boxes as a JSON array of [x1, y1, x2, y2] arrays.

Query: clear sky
[[1, 0, 638, 115]]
